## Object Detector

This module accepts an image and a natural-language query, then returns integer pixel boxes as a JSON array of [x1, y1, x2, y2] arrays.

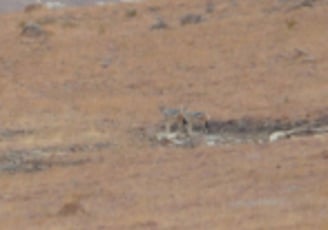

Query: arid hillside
[[0, 0, 327, 229]]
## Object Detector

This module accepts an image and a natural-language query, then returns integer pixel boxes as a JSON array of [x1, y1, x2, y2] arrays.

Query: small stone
[[150, 17, 168, 30], [206, 1, 215, 13], [180, 14, 203, 26], [269, 131, 287, 142]]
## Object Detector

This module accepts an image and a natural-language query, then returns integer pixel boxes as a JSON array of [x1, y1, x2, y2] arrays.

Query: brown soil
[[0, 0, 327, 229]]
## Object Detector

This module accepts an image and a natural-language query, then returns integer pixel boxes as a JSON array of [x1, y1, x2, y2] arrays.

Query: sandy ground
[[0, 0, 327, 229]]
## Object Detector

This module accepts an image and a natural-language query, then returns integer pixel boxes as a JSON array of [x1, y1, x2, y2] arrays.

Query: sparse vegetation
[[286, 19, 297, 29], [98, 24, 106, 35], [126, 8, 137, 18]]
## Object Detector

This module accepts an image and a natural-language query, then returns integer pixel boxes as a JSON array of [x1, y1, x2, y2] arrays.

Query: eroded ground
[[0, 0, 328, 229]]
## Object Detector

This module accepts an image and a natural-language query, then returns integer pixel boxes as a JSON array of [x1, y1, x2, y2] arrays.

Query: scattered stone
[[269, 125, 328, 142], [0, 141, 110, 173], [180, 13, 203, 26], [21, 22, 45, 37], [156, 132, 179, 141], [150, 17, 168, 30], [151, 113, 328, 147], [155, 131, 204, 147]]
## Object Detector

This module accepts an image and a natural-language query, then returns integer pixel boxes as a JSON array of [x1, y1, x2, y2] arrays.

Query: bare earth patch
[[0, 0, 327, 229]]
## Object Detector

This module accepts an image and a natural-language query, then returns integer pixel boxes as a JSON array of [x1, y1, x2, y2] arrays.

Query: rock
[[156, 132, 178, 141], [21, 22, 45, 38], [269, 131, 288, 142], [180, 13, 203, 26], [150, 17, 168, 30], [206, 1, 215, 14]]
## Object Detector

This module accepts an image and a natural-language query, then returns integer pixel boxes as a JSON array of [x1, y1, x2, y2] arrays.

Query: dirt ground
[[0, 0, 327, 229]]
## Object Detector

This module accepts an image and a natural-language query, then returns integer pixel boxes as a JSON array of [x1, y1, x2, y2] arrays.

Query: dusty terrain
[[0, 0, 328, 229]]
